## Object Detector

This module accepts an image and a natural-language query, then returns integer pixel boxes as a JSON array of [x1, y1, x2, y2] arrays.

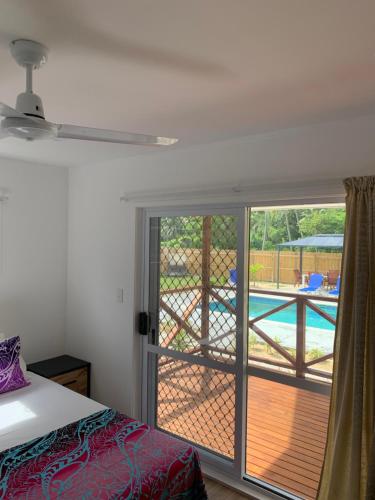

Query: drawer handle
[[63, 380, 77, 387]]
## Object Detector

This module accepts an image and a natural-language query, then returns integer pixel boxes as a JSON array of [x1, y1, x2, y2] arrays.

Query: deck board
[[157, 364, 330, 500]]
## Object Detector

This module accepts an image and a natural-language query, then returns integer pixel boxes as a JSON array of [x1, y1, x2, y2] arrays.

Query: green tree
[[250, 208, 345, 251], [298, 209, 345, 236], [160, 215, 237, 250], [160, 208, 345, 252]]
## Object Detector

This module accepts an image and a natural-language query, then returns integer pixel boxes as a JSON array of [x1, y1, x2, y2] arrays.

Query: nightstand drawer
[[51, 367, 88, 395], [28, 355, 91, 397]]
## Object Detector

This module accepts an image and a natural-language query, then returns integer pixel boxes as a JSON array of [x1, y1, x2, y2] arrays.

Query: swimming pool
[[209, 294, 337, 330]]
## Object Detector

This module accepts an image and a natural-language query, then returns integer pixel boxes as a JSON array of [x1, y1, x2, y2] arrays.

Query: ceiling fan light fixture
[[1, 117, 56, 141], [155, 137, 179, 146]]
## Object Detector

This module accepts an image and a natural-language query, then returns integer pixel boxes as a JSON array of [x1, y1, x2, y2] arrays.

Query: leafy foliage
[[160, 216, 236, 250], [298, 209, 345, 235], [170, 330, 190, 352], [249, 263, 264, 285], [159, 208, 345, 252], [308, 347, 325, 360], [250, 208, 345, 251]]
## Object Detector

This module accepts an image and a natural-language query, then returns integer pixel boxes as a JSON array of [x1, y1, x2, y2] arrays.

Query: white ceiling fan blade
[[56, 124, 178, 146], [0, 102, 26, 119], [0, 102, 44, 125]]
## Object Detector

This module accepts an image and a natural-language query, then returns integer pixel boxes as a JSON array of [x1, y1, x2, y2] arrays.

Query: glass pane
[[156, 355, 235, 458], [246, 204, 344, 499]]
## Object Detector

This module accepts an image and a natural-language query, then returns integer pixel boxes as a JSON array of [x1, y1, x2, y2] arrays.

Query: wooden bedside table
[[27, 355, 91, 397]]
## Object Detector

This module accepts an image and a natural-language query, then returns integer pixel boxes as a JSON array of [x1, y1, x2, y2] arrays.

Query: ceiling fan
[[0, 39, 178, 146]]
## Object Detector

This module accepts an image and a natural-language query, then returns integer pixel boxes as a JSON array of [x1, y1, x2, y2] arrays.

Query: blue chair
[[229, 268, 237, 285], [329, 276, 341, 295], [299, 273, 323, 292]]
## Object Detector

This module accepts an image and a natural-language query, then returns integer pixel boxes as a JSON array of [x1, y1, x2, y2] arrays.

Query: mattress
[[0, 371, 106, 452], [0, 373, 207, 498]]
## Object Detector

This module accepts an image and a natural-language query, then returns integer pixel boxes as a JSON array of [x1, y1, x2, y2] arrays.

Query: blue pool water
[[210, 294, 337, 331]]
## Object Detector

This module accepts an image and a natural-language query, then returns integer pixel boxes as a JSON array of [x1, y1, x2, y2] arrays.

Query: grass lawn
[[159, 275, 298, 292], [160, 274, 227, 290]]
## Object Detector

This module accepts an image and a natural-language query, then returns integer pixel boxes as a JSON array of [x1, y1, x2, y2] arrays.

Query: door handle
[[138, 312, 150, 335]]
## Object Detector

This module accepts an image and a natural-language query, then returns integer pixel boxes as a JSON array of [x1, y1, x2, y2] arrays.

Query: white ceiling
[[1, 0, 375, 167]]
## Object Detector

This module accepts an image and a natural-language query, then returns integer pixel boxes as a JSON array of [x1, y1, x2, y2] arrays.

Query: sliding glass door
[[142, 203, 343, 499], [245, 206, 340, 499]]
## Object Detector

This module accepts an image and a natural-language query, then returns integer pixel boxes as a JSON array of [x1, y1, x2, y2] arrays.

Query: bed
[[0, 372, 207, 499]]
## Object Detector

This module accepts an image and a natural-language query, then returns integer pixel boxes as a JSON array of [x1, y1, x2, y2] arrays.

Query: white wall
[[0, 157, 68, 363], [66, 114, 375, 416], [0, 114, 371, 413]]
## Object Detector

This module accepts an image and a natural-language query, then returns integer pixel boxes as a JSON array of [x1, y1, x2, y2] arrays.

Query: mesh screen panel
[[157, 356, 235, 458], [157, 215, 237, 364]]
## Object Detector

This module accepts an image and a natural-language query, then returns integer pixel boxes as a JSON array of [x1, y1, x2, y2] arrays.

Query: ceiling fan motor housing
[[16, 92, 45, 119]]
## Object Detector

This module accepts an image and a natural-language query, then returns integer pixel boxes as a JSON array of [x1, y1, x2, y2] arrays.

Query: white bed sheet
[[0, 372, 106, 452]]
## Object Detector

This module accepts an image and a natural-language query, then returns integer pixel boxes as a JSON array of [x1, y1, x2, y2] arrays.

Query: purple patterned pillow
[[0, 336, 29, 394]]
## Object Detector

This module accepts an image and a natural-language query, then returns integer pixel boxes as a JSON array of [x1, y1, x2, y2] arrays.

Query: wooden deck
[[246, 377, 329, 499], [157, 363, 330, 500]]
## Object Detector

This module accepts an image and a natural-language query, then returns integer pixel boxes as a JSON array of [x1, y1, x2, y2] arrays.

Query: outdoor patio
[[157, 362, 329, 500], [155, 281, 336, 499]]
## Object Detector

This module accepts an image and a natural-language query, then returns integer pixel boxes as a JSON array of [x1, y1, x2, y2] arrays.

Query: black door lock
[[138, 312, 150, 336]]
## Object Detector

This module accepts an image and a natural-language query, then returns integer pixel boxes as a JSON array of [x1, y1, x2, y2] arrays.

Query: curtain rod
[[120, 184, 244, 203], [120, 178, 344, 203]]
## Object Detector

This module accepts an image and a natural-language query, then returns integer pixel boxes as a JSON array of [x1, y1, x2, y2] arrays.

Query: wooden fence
[[160, 247, 342, 285]]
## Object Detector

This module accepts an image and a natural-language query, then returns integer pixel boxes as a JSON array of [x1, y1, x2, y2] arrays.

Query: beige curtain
[[318, 176, 375, 500]]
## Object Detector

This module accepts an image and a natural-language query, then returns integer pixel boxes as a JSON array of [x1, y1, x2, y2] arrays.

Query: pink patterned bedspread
[[0, 409, 207, 499]]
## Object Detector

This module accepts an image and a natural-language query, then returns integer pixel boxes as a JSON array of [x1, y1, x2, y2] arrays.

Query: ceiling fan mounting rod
[[25, 64, 33, 93], [14, 62, 45, 119]]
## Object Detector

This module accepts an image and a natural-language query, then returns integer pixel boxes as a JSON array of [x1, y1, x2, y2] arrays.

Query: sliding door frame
[[139, 198, 344, 499]]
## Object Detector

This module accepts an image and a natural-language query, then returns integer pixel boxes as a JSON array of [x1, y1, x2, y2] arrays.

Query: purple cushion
[[0, 336, 29, 394]]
